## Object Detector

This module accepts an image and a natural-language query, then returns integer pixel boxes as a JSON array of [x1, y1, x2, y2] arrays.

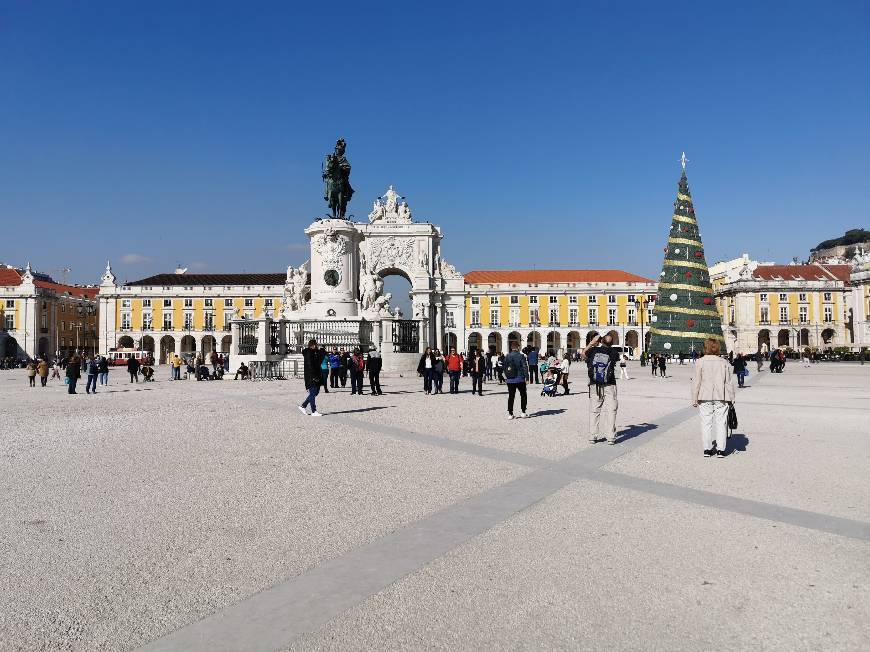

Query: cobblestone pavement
[[2, 362, 868, 651]]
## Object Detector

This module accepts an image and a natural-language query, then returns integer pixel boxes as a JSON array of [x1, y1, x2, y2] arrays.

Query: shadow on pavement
[[326, 406, 395, 415], [529, 408, 567, 418], [615, 422, 658, 443], [726, 433, 749, 454]]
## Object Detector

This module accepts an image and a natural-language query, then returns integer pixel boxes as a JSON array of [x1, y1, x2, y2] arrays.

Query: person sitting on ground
[[234, 362, 249, 380], [141, 365, 154, 381], [193, 363, 206, 380]]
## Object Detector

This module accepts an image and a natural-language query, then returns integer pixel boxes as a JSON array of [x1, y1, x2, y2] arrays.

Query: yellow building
[[0, 263, 98, 360], [97, 264, 286, 363], [714, 262, 852, 353], [458, 270, 657, 355]]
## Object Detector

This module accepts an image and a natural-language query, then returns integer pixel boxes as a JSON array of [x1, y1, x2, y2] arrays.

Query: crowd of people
[[293, 334, 765, 459]]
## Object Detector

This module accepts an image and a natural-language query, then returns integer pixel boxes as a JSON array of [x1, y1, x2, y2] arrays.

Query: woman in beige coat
[[691, 338, 736, 458]]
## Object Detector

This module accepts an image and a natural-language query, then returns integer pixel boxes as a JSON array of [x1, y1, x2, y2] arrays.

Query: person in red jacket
[[445, 348, 464, 394]]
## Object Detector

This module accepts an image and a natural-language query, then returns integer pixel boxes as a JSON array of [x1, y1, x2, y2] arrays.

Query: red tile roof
[[34, 280, 99, 298], [464, 270, 656, 285], [0, 267, 97, 298], [752, 264, 851, 283], [0, 268, 22, 286]]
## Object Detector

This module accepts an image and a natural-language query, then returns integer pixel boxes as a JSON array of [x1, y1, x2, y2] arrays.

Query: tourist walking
[[692, 338, 736, 458], [86, 356, 100, 393], [495, 352, 505, 384], [583, 333, 620, 444], [446, 348, 464, 394], [470, 349, 485, 396], [127, 355, 140, 383], [349, 347, 365, 395], [651, 353, 658, 376], [559, 354, 571, 394], [319, 348, 330, 393], [298, 339, 325, 416], [329, 349, 341, 388], [339, 350, 350, 387], [51, 360, 61, 380], [732, 352, 748, 388], [658, 354, 667, 378], [432, 349, 445, 393], [98, 355, 109, 385], [26, 361, 36, 387], [619, 354, 630, 380], [418, 347, 434, 394], [527, 347, 539, 384], [66, 355, 81, 394], [367, 347, 383, 395], [37, 358, 49, 387], [504, 341, 529, 419]]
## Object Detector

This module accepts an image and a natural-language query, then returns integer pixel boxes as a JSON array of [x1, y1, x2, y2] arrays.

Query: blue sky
[[2, 0, 868, 293]]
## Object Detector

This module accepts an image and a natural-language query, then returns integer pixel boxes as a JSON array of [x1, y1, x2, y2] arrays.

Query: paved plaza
[[2, 362, 869, 651]]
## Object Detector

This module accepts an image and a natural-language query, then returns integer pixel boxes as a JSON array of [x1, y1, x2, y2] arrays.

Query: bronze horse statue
[[323, 138, 354, 219]]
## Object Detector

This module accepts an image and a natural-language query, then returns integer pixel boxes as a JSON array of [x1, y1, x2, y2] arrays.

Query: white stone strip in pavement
[[587, 469, 870, 541], [135, 465, 580, 652]]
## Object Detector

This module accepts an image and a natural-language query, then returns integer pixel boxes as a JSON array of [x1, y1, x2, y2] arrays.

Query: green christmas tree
[[648, 157, 724, 355]]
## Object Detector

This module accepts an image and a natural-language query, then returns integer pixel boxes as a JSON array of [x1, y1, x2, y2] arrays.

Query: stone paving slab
[[0, 372, 525, 651], [285, 480, 870, 651], [604, 364, 870, 521], [1, 362, 868, 651]]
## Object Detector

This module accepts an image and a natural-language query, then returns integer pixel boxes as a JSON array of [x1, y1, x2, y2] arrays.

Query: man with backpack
[[298, 338, 325, 416], [582, 333, 621, 444], [504, 341, 530, 419]]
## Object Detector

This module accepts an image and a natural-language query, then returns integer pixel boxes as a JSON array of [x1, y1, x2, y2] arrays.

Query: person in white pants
[[619, 355, 630, 379], [691, 338, 736, 458]]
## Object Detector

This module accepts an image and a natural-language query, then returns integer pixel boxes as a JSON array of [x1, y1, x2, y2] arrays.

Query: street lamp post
[[634, 296, 649, 363]]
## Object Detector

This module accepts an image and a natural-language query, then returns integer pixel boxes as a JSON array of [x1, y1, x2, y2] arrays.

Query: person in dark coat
[[367, 347, 383, 395], [299, 339, 325, 416], [66, 355, 81, 394], [732, 353, 748, 388], [127, 356, 140, 383]]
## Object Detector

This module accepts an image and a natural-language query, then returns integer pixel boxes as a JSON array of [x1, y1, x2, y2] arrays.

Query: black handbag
[[727, 403, 738, 431]]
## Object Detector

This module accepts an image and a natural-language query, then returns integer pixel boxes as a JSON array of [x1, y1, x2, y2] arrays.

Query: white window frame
[[225, 298, 234, 307], [548, 307, 559, 324], [163, 299, 172, 308], [529, 295, 538, 304], [823, 292, 832, 302], [471, 296, 480, 305], [470, 309, 480, 326], [568, 295, 577, 304], [489, 308, 500, 325], [184, 299, 193, 308], [244, 298, 254, 308], [608, 295, 617, 304], [607, 307, 617, 326], [589, 307, 598, 325]]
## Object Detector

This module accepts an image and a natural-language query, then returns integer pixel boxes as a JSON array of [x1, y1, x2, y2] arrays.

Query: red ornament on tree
[[703, 297, 713, 305], [695, 251, 703, 258], [687, 319, 696, 327], [684, 271, 692, 279]]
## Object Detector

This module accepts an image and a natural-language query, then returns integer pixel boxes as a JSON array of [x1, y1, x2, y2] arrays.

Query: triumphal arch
[[237, 185, 465, 372]]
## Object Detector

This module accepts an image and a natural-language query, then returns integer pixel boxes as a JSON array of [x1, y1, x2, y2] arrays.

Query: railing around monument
[[286, 320, 374, 353], [391, 320, 420, 353], [238, 322, 258, 355]]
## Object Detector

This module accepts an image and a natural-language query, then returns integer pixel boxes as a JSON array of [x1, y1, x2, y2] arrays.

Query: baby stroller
[[541, 368, 562, 397]]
